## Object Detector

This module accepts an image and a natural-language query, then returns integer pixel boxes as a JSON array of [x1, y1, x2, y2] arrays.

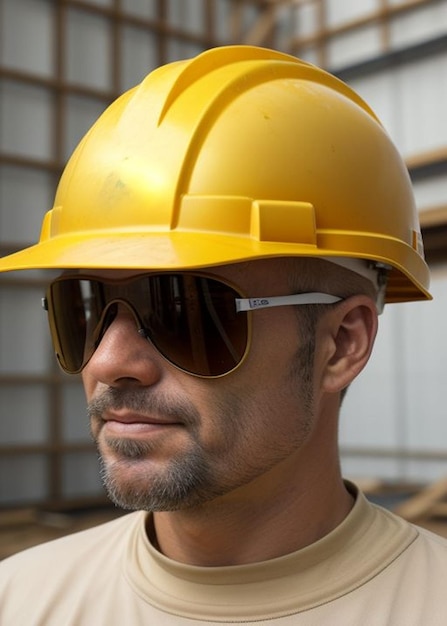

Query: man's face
[[82, 259, 321, 512]]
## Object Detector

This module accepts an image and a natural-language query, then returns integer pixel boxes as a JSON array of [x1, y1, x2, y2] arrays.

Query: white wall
[[341, 265, 447, 482]]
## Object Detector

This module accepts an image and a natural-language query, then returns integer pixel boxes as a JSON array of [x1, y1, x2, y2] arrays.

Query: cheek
[[245, 308, 301, 375], [238, 310, 317, 424]]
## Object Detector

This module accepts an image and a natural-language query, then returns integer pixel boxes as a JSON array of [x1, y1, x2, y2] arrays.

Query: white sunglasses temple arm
[[235, 292, 342, 312]]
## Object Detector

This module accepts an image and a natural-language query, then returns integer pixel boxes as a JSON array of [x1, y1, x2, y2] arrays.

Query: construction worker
[[1, 46, 445, 625]]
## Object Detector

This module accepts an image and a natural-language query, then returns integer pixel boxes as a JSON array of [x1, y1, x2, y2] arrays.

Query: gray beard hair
[[97, 439, 218, 512], [90, 387, 239, 512], [90, 337, 316, 513]]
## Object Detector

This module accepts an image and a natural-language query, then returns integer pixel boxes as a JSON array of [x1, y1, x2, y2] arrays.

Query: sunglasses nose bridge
[[101, 298, 145, 337]]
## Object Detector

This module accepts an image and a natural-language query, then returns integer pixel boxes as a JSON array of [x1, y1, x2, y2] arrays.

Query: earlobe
[[322, 296, 378, 394]]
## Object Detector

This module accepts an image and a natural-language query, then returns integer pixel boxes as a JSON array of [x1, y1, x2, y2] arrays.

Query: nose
[[82, 304, 162, 389]]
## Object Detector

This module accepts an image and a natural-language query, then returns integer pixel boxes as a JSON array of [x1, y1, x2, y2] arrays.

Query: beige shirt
[[1, 486, 446, 625]]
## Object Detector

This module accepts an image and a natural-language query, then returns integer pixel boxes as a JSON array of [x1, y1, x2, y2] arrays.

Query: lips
[[101, 410, 182, 436]]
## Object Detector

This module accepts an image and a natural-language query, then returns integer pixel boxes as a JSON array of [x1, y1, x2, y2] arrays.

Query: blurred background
[[1, 0, 447, 554]]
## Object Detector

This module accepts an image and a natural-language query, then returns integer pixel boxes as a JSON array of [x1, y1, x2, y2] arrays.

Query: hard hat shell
[[0, 45, 430, 303]]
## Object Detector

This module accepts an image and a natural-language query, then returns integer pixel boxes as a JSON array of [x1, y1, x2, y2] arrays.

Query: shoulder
[[411, 523, 447, 556], [0, 512, 148, 625], [372, 502, 447, 568], [0, 511, 143, 580], [385, 520, 447, 583]]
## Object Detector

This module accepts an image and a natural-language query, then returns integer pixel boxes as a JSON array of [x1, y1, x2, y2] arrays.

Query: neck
[[150, 460, 353, 567]]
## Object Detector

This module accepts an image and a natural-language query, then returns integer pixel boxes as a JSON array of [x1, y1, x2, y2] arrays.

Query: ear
[[320, 295, 378, 394]]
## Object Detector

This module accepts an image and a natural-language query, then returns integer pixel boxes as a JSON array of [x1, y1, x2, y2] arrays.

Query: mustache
[[87, 387, 200, 426]]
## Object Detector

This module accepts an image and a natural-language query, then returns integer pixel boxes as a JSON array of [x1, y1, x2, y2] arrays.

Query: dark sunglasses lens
[[141, 275, 248, 376], [47, 275, 248, 377], [48, 279, 103, 373]]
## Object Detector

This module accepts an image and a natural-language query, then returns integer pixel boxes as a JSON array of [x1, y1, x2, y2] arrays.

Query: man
[[0, 45, 445, 624]]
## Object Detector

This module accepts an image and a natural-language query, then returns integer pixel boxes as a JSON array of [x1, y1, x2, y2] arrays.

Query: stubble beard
[[88, 336, 316, 513], [89, 388, 238, 512], [97, 446, 213, 512]]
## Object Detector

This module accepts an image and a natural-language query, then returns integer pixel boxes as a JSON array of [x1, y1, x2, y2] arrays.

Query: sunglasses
[[42, 273, 341, 378]]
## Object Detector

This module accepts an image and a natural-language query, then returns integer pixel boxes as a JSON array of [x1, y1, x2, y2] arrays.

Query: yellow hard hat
[[0, 45, 430, 303]]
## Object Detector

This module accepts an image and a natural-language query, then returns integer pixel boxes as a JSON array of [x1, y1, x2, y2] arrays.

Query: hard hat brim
[[0, 229, 431, 305]]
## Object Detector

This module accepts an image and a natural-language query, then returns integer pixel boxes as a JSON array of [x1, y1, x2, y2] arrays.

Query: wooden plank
[[394, 477, 447, 521], [0, 509, 38, 528]]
